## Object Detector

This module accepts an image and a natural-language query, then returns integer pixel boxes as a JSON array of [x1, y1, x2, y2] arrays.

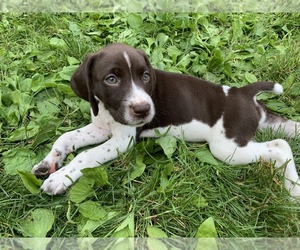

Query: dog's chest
[[91, 102, 117, 131]]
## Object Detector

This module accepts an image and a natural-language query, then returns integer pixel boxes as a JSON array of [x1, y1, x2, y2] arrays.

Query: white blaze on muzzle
[[122, 51, 155, 126]]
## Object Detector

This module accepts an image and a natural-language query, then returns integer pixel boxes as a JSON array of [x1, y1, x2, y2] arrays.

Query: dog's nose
[[131, 102, 151, 117]]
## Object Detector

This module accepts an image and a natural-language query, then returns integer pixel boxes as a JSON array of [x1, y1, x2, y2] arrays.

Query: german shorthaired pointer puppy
[[32, 43, 300, 197]]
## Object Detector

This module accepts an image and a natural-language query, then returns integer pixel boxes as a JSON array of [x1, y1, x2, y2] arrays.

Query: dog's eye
[[142, 72, 150, 82], [105, 75, 118, 85]]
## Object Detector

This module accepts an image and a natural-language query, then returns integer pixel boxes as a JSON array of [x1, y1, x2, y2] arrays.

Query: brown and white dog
[[32, 43, 300, 197]]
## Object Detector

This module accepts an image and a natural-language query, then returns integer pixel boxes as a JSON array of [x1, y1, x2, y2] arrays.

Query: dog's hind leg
[[209, 122, 300, 197], [259, 105, 300, 137]]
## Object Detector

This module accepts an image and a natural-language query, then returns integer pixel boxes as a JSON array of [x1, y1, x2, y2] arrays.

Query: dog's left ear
[[70, 52, 100, 116]]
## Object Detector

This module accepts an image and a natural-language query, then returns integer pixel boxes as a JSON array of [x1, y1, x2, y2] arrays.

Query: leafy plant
[[1, 12, 300, 239]]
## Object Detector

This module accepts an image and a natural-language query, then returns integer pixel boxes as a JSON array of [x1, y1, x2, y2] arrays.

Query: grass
[[1, 13, 300, 239]]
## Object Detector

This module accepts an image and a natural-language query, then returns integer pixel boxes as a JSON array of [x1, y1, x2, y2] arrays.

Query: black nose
[[131, 102, 151, 117]]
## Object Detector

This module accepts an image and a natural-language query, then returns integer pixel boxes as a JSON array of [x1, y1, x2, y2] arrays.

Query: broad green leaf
[[78, 201, 107, 220], [79, 100, 91, 115], [232, 19, 243, 40], [12, 239, 52, 250], [196, 217, 218, 248], [81, 167, 109, 187], [190, 195, 208, 208], [111, 238, 134, 250], [19, 209, 54, 237], [194, 147, 219, 166], [6, 90, 20, 104], [19, 78, 32, 92], [156, 33, 169, 46], [207, 49, 224, 72], [223, 64, 234, 79], [57, 83, 75, 96], [18, 92, 34, 116], [196, 217, 217, 238], [68, 21, 81, 36], [17, 170, 42, 194], [58, 65, 78, 81], [167, 45, 182, 59], [147, 226, 168, 238], [67, 56, 80, 65], [163, 163, 173, 176], [195, 238, 218, 250], [127, 2, 144, 12], [210, 36, 220, 47], [32, 117, 61, 147], [159, 163, 174, 192], [37, 51, 55, 62], [78, 211, 119, 237], [30, 73, 57, 92], [178, 54, 191, 69], [3, 148, 36, 175], [127, 14, 143, 28], [266, 100, 290, 113], [151, 47, 164, 64], [69, 176, 94, 203], [253, 22, 265, 37], [113, 213, 134, 237], [245, 72, 258, 83], [49, 37, 67, 48], [36, 99, 60, 116], [79, 219, 103, 237], [126, 153, 146, 184], [112, 226, 132, 237], [274, 45, 286, 54], [159, 175, 169, 192], [145, 37, 155, 48], [7, 104, 20, 126], [8, 123, 39, 142], [155, 136, 177, 159], [147, 239, 168, 250], [192, 64, 207, 75]]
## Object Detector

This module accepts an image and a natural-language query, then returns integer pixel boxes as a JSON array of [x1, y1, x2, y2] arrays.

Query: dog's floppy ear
[[70, 53, 99, 116]]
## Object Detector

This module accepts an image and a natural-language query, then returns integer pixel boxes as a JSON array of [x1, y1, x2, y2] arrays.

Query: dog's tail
[[241, 81, 283, 97]]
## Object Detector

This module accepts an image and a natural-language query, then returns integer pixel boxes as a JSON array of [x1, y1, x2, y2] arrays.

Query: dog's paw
[[32, 161, 52, 179], [41, 169, 73, 195]]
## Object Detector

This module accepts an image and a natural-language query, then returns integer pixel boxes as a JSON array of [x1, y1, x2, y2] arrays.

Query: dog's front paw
[[32, 161, 52, 179], [41, 169, 73, 195]]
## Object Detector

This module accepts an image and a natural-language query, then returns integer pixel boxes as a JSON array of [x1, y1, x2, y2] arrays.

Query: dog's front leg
[[32, 123, 112, 179], [41, 125, 136, 195]]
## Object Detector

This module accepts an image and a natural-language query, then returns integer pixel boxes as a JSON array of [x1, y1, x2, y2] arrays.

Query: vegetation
[[1, 13, 300, 239]]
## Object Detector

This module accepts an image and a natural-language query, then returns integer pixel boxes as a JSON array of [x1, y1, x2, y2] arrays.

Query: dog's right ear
[[70, 53, 99, 116]]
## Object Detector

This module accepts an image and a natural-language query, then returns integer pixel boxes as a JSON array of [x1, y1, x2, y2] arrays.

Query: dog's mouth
[[115, 100, 155, 127], [109, 107, 154, 127], [125, 114, 154, 127], [130, 120, 149, 127]]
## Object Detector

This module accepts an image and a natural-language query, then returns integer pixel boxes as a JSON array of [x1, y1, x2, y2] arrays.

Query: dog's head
[[71, 43, 156, 126]]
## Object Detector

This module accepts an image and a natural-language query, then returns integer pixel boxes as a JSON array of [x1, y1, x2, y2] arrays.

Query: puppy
[[32, 43, 300, 197]]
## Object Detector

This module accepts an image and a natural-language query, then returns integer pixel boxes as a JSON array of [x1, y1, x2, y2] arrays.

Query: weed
[[1, 13, 300, 238]]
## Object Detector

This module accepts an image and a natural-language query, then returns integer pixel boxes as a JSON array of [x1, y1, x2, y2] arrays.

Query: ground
[[1, 12, 300, 238]]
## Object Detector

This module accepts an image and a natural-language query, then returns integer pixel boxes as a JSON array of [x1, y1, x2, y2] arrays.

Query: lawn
[[1, 12, 300, 241]]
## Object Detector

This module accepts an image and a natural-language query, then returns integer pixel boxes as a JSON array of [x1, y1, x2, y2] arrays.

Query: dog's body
[[32, 43, 300, 197]]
